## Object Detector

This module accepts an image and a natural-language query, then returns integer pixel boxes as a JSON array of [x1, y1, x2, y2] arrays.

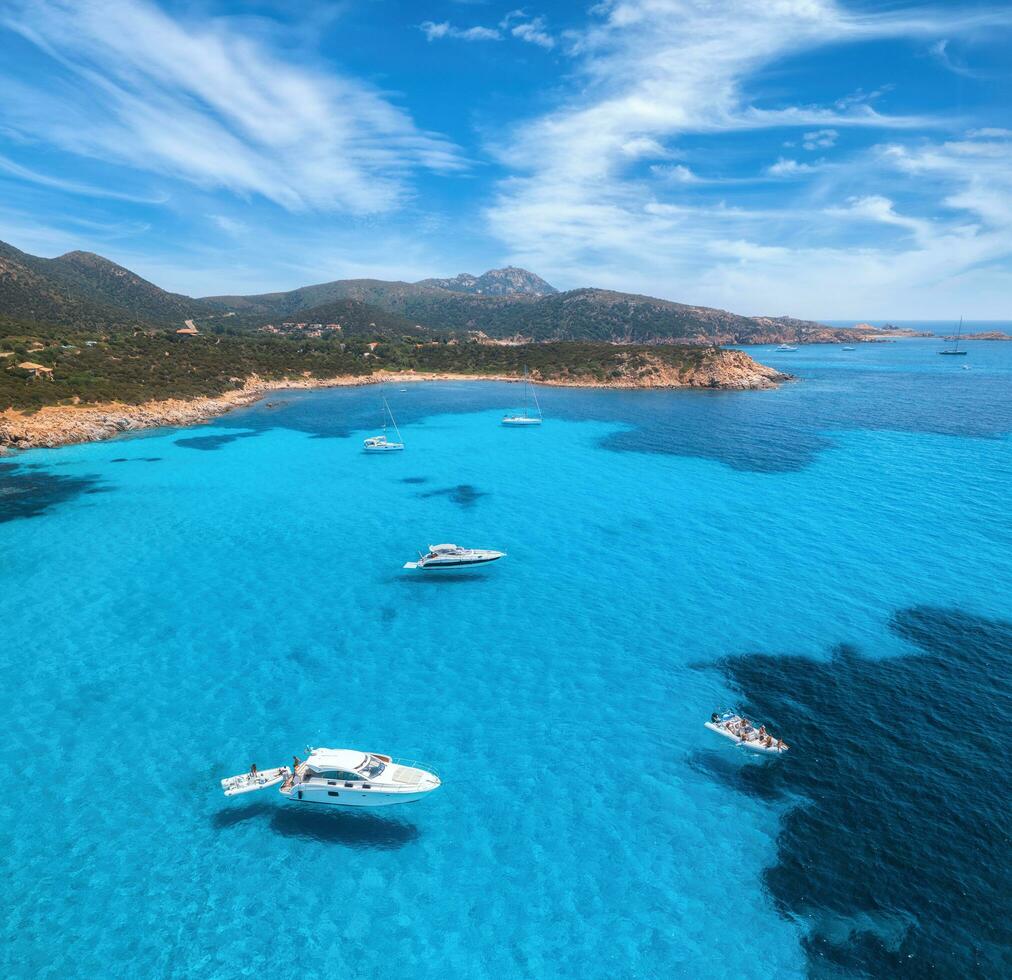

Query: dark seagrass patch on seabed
[[175, 431, 260, 451], [417, 483, 487, 508], [0, 460, 108, 523], [702, 607, 1012, 978]]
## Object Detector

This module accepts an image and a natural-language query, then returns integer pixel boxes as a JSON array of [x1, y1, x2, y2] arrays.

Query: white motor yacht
[[775, 344, 798, 352], [363, 398, 405, 452], [221, 748, 440, 807], [705, 712, 788, 754], [404, 543, 506, 569]]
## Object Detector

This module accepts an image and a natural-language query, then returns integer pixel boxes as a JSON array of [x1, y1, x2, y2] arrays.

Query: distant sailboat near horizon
[[502, 366, 543, 426], [939, 317, 968, 356], [363, 397, 405, 452]]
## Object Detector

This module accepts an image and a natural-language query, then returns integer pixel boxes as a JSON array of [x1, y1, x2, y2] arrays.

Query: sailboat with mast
[[939, 317, 968, 356], [363, 398, 405, 452], [502, 367, 543, 426]]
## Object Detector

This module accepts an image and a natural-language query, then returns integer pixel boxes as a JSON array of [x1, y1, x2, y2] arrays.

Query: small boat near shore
[[404, 543, 506, 569], [705, 712, 788, 754], [776, 344, 798, 352], [221, 748, 440, 807]]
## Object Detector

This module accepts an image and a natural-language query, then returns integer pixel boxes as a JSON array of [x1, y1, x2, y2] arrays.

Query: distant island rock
[[942, 331, 1012, 341]]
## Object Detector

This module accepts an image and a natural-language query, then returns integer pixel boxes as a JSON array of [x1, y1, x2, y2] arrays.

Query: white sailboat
[[502, 367, 543, 426], [363, 398, 405, 452], [939, 316, 968, 356]]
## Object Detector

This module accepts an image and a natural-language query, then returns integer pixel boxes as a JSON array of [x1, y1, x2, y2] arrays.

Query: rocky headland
[[0, 350, 789, 453]]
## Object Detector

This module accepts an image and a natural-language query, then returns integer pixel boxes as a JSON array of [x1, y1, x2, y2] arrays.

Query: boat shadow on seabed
[[392, 571, 492, 586], [212, 800, 419, 849]]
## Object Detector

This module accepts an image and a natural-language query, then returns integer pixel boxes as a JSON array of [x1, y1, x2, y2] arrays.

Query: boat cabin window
[[360, 758, 387, 779], [311, 769, 361, 781]]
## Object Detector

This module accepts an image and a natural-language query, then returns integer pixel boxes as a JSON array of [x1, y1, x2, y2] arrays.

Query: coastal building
[[17, 361, 54, 379]]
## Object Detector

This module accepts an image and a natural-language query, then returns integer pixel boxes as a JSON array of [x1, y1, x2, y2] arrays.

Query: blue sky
[[0, 0, 1010, 317]]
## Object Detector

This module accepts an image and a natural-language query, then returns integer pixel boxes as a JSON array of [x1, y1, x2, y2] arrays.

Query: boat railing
[[390, 758, 439, 778]]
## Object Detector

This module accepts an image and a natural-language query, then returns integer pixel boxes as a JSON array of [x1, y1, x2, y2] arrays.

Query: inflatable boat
[[705, 712, 788, 754]]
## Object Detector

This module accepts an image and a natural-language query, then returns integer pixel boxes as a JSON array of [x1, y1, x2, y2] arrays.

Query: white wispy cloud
[[502, 11, 555, 49], [650, 164, 698, 183], [801, 128, 838, 150], [485, 0, 1012, 316], [420, 10, 555, 49], [0, 0, 464, 215], [0, 152, 168, 203], [208, 214, 249, 236], [766, 158, 819, 177], [419, 21, 501, 42]]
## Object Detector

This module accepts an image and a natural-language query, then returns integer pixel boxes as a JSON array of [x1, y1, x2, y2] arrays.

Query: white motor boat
[[221, 748, 440, 808], [705, 712, 788, 754], [502, 366, 543, 426], [363, 398, 405, 452], [404, 543, 506, 569], [775, 344, 798, 352]]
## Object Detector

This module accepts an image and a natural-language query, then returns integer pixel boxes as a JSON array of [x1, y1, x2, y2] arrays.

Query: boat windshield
[[358, 756, 387, 779]]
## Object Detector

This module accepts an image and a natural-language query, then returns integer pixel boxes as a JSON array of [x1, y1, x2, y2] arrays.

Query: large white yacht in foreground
[[404, 543, 506, 569], [221, 748, 440, 807]]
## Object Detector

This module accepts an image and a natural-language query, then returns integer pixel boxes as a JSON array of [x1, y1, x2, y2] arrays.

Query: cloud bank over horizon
[[0, 0, 1009, 316]]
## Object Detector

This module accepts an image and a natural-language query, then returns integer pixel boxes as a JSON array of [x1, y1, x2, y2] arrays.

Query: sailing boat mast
[[954, 316, 963, 354], [385, 398, 404, 444], [529, 370, 542, 419]]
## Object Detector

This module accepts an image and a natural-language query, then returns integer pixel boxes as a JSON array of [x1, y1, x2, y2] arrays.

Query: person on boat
[[758, 725, 767, 737], [777, 739, 787, 750], [293, 755, 301, 771], [711, 713, 720, 724], [249, 763, 258, 777], [765, 735, 774, 747]]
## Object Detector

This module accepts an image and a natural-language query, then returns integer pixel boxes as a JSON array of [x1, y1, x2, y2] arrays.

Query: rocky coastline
[[0, 351, 789, 453], [941, 331, 1012, 342]]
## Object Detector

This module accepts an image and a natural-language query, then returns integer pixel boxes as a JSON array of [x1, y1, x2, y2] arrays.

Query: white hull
[[364, 399, 405, 451], [404, 551, 505, 570], [220, 767, 288, 796], [222, 749, 440, 808], [281, 786, 432, 807], [705, 719, 787, 754], [502, 416, 541, 426]]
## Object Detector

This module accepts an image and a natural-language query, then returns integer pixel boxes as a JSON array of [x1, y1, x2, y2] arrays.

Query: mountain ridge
[[0, 237, 854, 344], [415, 267, 557, 297]]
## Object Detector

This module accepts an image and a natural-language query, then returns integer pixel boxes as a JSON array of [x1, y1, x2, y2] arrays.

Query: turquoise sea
[[2, 338, 1010, 978]]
